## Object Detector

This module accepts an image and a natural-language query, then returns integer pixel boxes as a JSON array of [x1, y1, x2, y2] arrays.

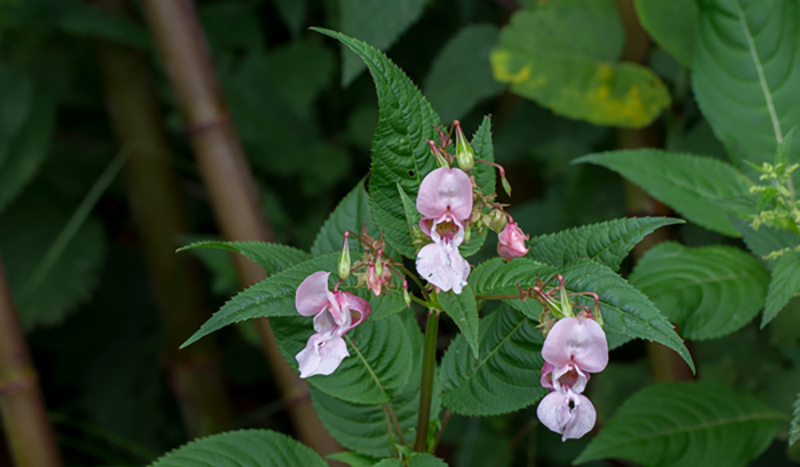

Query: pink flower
[[365, 261, 393, 296], [537, 317, 608, 441], [294, 271, 371, 378], [536, 388, 597, 441], [497, 221, 529, 259], [415, 167, 473, 294]]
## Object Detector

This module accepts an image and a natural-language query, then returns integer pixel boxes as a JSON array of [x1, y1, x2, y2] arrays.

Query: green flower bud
[[454, 120, 474, 172], [501, 173, 512, 197], [487, 209, 507, 233], [338, 233, 351, 280]]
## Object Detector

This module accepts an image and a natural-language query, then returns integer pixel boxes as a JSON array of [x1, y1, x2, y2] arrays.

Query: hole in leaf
[[408, 170, 415, 177]]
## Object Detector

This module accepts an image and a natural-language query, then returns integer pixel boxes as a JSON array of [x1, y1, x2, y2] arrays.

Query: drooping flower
[[497, 221, 529, 259], [415, 167, 474, 294], [537, 316, 608, 441], [294, 271, 371, 378], [536, 387, 597, 441]]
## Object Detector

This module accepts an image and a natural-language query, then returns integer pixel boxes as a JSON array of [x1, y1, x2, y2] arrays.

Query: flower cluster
[[414, 121, 530, 294]]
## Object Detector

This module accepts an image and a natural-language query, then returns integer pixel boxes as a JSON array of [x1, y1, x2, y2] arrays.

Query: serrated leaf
[[527, 217, 684, 271], [274, 314, 413, 404], [693, 0, 800, 169], [576, 150, 751, 236], [315, 28, 440, 258], [457, 116, 495, 258], [729, 216, 800, 269], [0, 66, 55, 212], [791, 392, 800, 446], [441, 305, 546, 416], [327, 452, 379, 467], [374, 455, 449, 467], [311, 179, 375, 255], [178, 241, 310, 275], [339, 0, 427, 86], [634, 0, 697, 67], [629, 242, 769, 340], [762, 250, 800, 327], [398, 182, 421, 240], [311, 312, 440, 456], [470, 258, 693, 370], [0, 190, 106, 330], [148, 429, 327, 467], [439, 287, 480, 359], [491, 2, 670, 128], [575, 382, 783, 467], [425, 25, 503, 122]]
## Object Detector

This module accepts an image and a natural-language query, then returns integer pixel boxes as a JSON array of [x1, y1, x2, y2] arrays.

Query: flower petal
[[296, 271, 331, 317], [296, 333, 350, 378], [415, 242, 470, 294], [542, 317, 608, 373], [416, 167, 473, 221], [536, 389, 597, 442], [342, 291, 372, 330], [536, 390, 571, 436], [541, 362, 555, 390], [497, 222, 530, 259], [562, 393, 596, 441]]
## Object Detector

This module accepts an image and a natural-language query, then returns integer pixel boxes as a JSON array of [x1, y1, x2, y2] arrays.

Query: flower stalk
[[415, 309, 440, 452]]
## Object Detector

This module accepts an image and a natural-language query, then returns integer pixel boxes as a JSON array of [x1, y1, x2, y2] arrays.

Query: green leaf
[[311, 180, 375, 255], [373, 461, 402, 467], [0, 190, 106, 330], [440, 305, 546, 416], [199, 2, 264, 54], [575, 382, 783, 467], [327, 452, 380, 467], [339, 0, 427, 86], [729, 216, 800, 269], [398, 182, 421, 241], [491, 2, 670, 128], [439, 287, 480, 359], [762, 250, 800, 327], [0, 66, 55, 213], [263, 41, 336, 119], [58, 3, 151, 48], [181, 253, 338, 348], [271, 0, 307, 37], [576, 150, 751, 236], [457, 116, 495, 258], [148, 429, 327, 467], [527, 217, 684, 271], [470, 258, 693, 370], [315, 28, 440, 258], [274, 314, 413, 404], [408, 454, 449, 467], [178, 241, 310, 275], [425, 24, 503, 122], [791, 392, 800, 446], [693, 0, 800, 169], [634, 0, 697, 67], [629, 242, 769, 340]]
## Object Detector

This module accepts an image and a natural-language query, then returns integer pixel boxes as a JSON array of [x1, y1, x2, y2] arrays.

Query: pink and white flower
[[537, 317, 608, 441], [294, 271, 371, 378], [497, 221, 529, 259], [415, 167, 473, 294]]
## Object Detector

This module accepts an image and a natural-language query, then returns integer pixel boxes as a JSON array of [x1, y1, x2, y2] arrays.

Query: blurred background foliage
[[0, 0, 798, 465]]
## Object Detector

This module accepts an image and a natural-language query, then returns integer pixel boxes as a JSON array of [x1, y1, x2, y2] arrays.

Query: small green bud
[[463, 224, 471, 244], [501, 174, 512, 197], [487, 209, 507, 233], [454, 120, 474, 172], [559, 282, 573, 318], [402, 280, 411, 308], [338, 233, 351, 280]]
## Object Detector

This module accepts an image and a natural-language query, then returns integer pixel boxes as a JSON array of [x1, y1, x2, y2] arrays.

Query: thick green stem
[[0, 257, 63, 467], [415, 310, 440, 452]]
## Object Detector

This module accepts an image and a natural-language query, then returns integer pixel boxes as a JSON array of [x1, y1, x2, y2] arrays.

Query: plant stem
[[432, 409, 451, 452], [139, 0, 340, 456], [0, 257, 63, 467], [475, 294, 523, 301], [415, 310, 440, 452], [93, 0, 234, 436]]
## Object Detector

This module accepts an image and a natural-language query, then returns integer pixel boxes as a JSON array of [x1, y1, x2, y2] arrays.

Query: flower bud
[[454, 120, 474, 172], [559, 281, 574, 318], [501, 173, 512, 197], [464, 224, 471, 244], [487, 209, 507, 233], [497, 221, 529, 259], [338, 233, 351, 280], [402, 280, 411, 308]]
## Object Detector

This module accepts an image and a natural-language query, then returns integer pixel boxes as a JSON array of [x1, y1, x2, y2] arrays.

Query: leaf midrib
[[345, 334, 388, 399], [464, 316, 527, 382]]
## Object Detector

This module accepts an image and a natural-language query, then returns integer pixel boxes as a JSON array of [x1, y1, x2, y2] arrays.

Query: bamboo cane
[[138, 0, 340, 456], [0, 256, 63, 467]]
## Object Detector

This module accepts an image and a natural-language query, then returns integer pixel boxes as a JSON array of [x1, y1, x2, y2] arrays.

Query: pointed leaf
[[527, 217, 684, 271], [629, 243, 769, 340], [439, 286, 480, 359], [576, 150, 751, 236], [311, 180, 376, 255], [273, 314, 413, 404], [762, 250, 800, 327], [693, 0, 800, 169], [470, 258, 693, 370], [791, 392, 800, 446], [457, 116, 495, 257], [440, 305, 546, 416], [634, 0, 697, 67], [398, 182, 421, 239], [148, 429, 327, 467], [314, 28, 440, 258], [178, 241, 310, 275], [326, 452, 380, 467], [575, 382, 783, 466], [730, 216, 800, 270]]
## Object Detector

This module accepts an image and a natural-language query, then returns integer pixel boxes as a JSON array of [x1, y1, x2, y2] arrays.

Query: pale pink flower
[[536, 387, 597, 441], [497, 221, 529, 259], [415, 167, 473, 294], [538, 317, 608, 441], [294, 271, 371, 378]]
